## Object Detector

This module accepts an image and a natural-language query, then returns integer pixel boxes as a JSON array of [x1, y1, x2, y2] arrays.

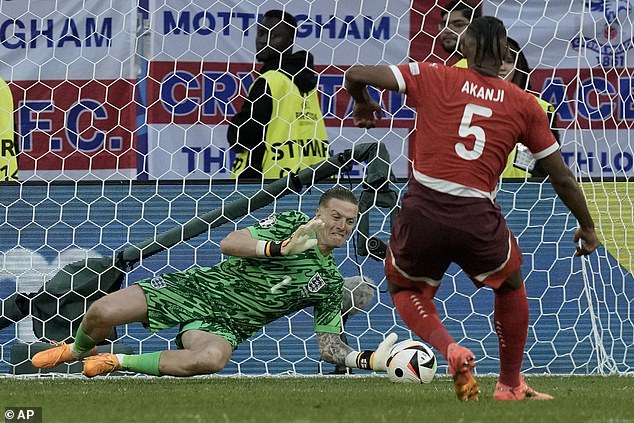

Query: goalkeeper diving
[[32, 187, 397, 377]]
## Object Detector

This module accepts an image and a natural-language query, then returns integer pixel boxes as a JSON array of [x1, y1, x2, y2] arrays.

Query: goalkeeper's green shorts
[[136, 270, 241, 350]]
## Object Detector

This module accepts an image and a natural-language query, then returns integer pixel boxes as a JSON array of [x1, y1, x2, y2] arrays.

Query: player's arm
[[523, 98, 599, 256], [219, 228, 263, 257], [220, 219, 325, 258], [316, 332, 397, 371], [344, 65, 399, 129], [345, 65, 400, 97], [538, 152, 600, 256]]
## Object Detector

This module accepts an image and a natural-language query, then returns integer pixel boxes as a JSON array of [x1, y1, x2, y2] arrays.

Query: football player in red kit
[[344, 16, 599, 401]]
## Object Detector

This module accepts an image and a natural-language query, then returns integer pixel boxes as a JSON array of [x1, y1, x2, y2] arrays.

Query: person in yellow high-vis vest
[[227, 10, 329, 181], [0, 76, 18, 181], [454, 37, 559, 178]]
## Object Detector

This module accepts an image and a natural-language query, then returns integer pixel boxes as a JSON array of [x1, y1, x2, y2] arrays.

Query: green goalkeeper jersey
[[165, 210, 344, 345]]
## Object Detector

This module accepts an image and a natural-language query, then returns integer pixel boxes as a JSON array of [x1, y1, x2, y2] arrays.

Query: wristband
[[268, 241, 283, 257], [255, 240, 267, 257], [257, 240, 284, 257], [355, 351, 375, 370]]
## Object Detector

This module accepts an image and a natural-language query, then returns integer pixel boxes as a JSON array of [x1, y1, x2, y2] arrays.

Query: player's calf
[[183, 351, 227, 375]]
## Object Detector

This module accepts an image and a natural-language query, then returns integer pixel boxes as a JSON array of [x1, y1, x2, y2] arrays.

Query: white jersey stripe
[[390, 248, 441, 286], [531, 142, 560, 160], [412, 167, 496, 201], [473, 233, 513, 282], [389, 65, 406, 93]]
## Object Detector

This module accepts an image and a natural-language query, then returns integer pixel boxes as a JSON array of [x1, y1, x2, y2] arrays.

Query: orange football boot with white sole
[[32, 342, 97, 369], [83, 353, 121, 377], [494, 375, 554, 401]]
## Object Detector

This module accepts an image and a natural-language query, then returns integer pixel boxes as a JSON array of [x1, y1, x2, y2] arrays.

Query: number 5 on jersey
[[456, 103, 493, 161]]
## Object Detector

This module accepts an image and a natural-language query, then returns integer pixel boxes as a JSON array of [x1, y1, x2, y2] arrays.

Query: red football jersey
[[390, 62, 558, 199]]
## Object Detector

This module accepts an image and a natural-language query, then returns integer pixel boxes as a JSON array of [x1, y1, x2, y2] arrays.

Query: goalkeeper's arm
[[220, 219, 324, 258], [316, 332, 397, 371]]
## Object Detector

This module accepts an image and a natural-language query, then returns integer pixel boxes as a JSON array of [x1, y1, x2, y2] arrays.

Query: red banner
[[11, 80, 137, 175]]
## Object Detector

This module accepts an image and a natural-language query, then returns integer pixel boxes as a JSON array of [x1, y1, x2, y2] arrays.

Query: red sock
[[391, 289, 455, 360], [494, 285, 529, 387]]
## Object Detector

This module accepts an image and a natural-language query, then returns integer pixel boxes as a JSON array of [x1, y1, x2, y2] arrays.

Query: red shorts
[[385, 181, 522, 291]]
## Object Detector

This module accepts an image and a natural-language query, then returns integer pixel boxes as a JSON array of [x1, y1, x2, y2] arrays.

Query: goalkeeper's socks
[[391, 289, 455, 360], [71, 323, 97, 356], [118, 352, 162, 376], [494, 284, 528, 388]]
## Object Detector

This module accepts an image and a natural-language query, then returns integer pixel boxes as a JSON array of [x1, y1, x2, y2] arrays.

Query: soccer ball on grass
[[386, 340, 437, 384]]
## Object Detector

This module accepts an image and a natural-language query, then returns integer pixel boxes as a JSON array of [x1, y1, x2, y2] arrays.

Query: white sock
[[69, 342, 80, 358], [345, 351, 359, 368], [70, 342, 97, 359]]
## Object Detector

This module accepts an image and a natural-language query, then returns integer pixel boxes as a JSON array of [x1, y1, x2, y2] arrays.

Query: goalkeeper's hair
[[467, 16, 507, 68], [319, 187, 358, 207]]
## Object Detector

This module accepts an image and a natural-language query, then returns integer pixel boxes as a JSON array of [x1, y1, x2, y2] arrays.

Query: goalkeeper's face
[[315, 199, 359, 250]]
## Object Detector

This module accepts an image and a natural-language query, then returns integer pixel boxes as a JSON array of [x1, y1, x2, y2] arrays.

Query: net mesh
[[0, 0, 632, 376]]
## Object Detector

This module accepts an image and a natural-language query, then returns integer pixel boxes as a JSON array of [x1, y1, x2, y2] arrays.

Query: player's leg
[[82, 284, 149, 346], [83, 268, 235, 377], [385, 186, 455, 358], [31, 285, 148, 368], [493, 270, 527, 389], [492, 271, 553, 400], [386, 255, 454, 359], [384, 184, 478, 400], [85, 267, 236, 377], [83, 329, 233, 377], [456, 211, 552, 401], [158, 330, 232, 376], [387, 250, 479, 401]]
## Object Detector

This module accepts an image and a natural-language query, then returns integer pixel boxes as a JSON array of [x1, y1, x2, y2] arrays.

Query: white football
[[386, 340, 437, 384]]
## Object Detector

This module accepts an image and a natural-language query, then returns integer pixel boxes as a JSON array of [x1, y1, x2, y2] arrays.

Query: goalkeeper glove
[[257, 219, 324, 257], [345, 332, 398, 371], [281, 219, 324, 256]]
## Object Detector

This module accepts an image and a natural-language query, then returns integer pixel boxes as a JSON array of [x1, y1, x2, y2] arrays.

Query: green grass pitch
[[0, 375, 632, 423]]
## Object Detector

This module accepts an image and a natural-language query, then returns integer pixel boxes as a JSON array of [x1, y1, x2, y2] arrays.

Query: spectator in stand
[[438, 0, 482, 66]]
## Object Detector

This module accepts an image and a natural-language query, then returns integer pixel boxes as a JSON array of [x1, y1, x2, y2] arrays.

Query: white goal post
[[0, 0, 632, 376]]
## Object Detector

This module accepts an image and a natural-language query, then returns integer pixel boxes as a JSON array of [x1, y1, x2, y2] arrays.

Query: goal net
[[0, 0, 632, 376]]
